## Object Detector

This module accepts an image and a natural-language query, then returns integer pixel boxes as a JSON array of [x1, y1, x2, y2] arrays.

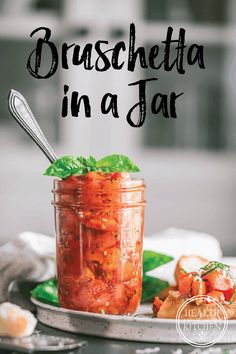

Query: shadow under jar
[[53, 172, 145, 315]]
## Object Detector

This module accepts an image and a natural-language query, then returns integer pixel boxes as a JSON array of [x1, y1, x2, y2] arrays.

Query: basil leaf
[[31, 279, 59, 307], [201, 261, 231, 275], [143, 250, 173, 273], [77, 155, 97, 172], [86, 155, 97, 169], [180, 268, 187, 274], [44, 156, 88, 178], [97, 154, 140, 173], [142, 275, 169, 302], [44, 154, 140, 178], [141, 251, 173, 303]]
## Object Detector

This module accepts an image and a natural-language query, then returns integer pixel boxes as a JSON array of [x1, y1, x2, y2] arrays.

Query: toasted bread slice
[[156, 285, 178, 301], [157, 291, 236, 320]]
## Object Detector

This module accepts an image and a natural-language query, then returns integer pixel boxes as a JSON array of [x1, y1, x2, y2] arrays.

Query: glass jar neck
[[52, 174, 145, 209]]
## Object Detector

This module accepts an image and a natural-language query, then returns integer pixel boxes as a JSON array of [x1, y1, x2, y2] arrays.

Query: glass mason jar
[[52, 172, 145, 315]]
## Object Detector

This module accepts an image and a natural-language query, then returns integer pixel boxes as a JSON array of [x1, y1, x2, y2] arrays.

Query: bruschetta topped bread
[[153, 260, 236, 319]]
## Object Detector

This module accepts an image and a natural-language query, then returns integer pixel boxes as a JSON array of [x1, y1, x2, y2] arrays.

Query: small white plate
[[31, 298, 236, 344]]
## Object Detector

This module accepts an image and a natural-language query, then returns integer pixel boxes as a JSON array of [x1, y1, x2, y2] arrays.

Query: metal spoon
[[0, 333, 87, 352], [8, 89, 57, 163]]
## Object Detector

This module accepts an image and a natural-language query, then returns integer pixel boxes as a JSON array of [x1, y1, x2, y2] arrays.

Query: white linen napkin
[[0, 232, 55, 303]]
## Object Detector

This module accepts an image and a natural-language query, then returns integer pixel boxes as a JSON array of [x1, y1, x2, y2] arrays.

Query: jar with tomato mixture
[[53, 172, 145, 315]]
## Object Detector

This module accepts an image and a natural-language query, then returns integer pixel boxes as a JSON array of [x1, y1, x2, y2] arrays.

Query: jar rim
[[52, 175, 145, 208]]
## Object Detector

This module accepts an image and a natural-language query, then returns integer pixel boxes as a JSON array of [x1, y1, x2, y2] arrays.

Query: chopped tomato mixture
[[191, 278, 207, 296], [153, 261, 236, 315], [54, 172, 145, 315], [178, 262, 236, 304], [178, 273, 195, 295], [202, 269, 234, 291]]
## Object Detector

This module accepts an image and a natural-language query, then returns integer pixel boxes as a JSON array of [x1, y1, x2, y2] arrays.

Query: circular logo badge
[[176, 295, 228, 348]]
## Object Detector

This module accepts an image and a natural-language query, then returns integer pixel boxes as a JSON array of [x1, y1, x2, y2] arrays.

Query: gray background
[[0, 0, 236, 255]]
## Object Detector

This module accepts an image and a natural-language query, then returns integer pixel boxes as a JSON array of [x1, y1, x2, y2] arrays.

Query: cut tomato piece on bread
[[224, 288, 236, 302], [178, 273, 194, 296], [191, 279, 207, 296], [203, 269, 234, 291]]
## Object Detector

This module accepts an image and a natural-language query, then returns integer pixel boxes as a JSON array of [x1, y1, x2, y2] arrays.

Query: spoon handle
[[8, 89, 57, 163]]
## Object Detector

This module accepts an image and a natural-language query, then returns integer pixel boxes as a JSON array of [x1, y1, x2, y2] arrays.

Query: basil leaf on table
[[141, 250, 174, 303], [31, 279, 59, 307], [142, 275, 169, 302], [143, 250, 173, 273]]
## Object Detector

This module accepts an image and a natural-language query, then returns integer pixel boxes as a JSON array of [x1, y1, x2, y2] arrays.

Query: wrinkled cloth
[[0, 232, 55, 303]]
